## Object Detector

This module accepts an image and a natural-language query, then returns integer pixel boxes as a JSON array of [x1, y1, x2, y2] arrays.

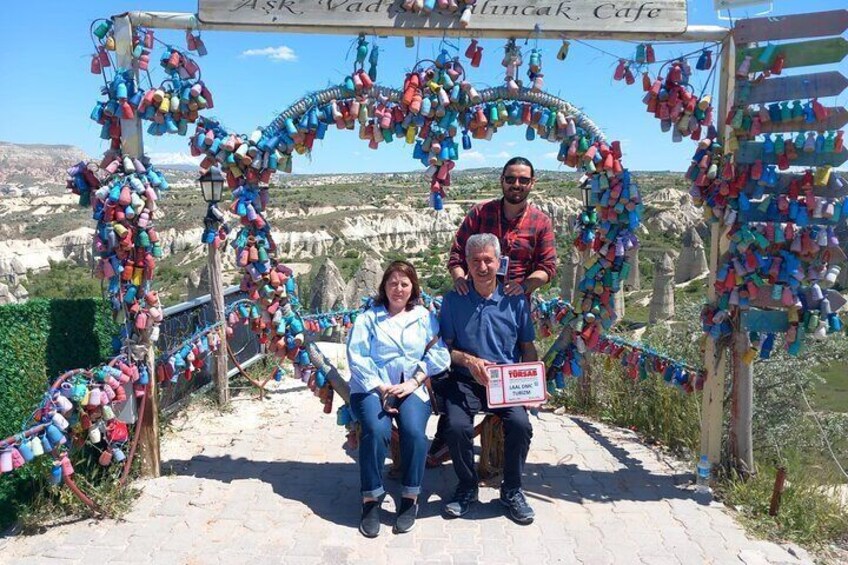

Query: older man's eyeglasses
[[503, 175, 533, 186]]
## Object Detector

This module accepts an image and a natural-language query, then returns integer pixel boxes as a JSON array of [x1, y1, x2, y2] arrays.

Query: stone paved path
[[0, 345, 813, 565]]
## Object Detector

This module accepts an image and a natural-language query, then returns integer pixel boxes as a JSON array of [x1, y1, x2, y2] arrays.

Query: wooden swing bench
[[389, 412, 505, 481]]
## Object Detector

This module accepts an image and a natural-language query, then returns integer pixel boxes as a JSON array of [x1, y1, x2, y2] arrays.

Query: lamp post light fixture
[[199, 167, 225, 204], [579, 174, 592, 210], [196, 167, 229, 406]]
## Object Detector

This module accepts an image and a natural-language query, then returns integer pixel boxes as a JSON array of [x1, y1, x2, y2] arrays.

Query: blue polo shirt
[[439, 282, 535, 380]]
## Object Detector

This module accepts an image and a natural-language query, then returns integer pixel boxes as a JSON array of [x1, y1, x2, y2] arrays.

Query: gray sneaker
[[359, 500, 381, 537], [499, 487, 535, 524], [443, 487, 479, 518]]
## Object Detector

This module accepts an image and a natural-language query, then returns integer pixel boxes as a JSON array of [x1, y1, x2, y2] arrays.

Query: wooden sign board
[[198, 0, 689, 34], [741, 309, 789, 333], [739, 37, 848, 74], [737, 209, 839, 226], [734, 10, 848, 44], [743, 72, 848, 105], [742, 171, 848, 199], [743, 107, 848, 136], [735, 142, 848, 167], [750, 288, 846, 313]]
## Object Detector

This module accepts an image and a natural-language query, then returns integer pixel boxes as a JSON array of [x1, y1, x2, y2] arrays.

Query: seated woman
[[346, 260, 450, 537]]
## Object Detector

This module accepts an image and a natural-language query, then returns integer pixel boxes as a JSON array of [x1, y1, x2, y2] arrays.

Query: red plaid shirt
[[448, 198, 557, 284]]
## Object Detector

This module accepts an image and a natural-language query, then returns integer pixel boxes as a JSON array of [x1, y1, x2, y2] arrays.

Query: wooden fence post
[[699, 33, 734, 470], [113, 14, 160, 478], [208, 243, 230, 406], [730, 328, 754, 476]]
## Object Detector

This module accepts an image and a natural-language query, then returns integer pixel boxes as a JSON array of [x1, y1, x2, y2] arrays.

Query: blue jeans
[[350, 392, 431, 498]]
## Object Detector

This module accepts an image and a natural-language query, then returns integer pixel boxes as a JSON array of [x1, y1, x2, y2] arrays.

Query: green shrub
[[0, 298, 119, 529], [26, 261, 101, 300]]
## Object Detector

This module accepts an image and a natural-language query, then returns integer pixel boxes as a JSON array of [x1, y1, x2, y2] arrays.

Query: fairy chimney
[[559, 248, 581, 303], [625, 248, 641, 291], [613, 287, 625, 324], [186, 265, 210, 300], [345, 256, 383, 307], [310, 258, 349, 312], [649, 253, 675, 323], [674, 227, 709, 284]]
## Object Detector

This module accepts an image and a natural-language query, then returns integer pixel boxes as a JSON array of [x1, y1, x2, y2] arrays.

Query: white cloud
[[461, 150, 487, 164], [542, 151, 559, 160], [505, 141, 517, 147], [241, 46, 298, 62], [492, 151, 511, 159], [148, 152, 202, 166]]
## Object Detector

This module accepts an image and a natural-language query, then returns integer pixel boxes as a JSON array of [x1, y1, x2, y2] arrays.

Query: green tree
[[26, 261, 101, 300]]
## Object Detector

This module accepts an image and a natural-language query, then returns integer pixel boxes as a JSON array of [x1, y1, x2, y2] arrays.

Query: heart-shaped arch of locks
[[68, 21, 645, 418]]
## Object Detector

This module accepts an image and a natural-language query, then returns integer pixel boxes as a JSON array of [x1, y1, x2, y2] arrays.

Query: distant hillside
[[0, 141, 89, 191]]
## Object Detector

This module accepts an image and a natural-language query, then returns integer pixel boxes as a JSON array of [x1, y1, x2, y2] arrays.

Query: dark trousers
[[441, 375, 533, 491]]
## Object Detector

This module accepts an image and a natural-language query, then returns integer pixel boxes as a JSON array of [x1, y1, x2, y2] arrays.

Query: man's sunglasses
[[502, 175, 533, 186]]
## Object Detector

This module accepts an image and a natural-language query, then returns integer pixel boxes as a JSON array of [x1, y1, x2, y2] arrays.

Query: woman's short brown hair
[[375, 260, 421, 311]]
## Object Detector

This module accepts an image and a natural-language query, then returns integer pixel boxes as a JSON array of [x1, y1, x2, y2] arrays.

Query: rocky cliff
[[0, 142, 89, 192]]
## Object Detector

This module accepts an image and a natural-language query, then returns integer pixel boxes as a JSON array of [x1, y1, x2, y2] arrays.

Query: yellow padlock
[[158, 96, 170, 114], [105, 36, 116, 51], [405, 125, 416, 144], [814, 165, 832, 187], [132, 268, 143, 286], [113, 223, 127, 237], [787, 306, 800, 323]]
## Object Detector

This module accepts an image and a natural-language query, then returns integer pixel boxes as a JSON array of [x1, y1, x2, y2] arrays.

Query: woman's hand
[[386, 379, 419, 400]]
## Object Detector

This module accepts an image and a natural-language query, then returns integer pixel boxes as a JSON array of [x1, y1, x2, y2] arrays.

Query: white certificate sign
[[486, 361, 546, 407]]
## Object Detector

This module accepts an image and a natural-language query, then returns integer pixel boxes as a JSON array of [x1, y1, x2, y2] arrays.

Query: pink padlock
[[88, 388, 102, 407]]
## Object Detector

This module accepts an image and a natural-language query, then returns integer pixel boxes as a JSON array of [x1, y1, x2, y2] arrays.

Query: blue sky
[[0, 0, 845, 174]]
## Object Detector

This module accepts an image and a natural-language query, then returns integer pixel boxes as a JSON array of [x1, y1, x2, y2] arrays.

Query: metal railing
[[157, 286, 265, 413]]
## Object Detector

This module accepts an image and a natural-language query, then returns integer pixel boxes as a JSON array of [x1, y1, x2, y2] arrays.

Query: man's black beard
[[504, 191, 528, 205]]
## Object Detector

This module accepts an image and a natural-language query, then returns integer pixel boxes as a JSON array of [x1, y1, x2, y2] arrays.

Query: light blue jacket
[[346, 304, 450, 402]]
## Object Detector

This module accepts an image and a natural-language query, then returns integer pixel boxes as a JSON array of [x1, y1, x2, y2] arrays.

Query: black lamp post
[[199, 167, 224, 204], [579, 174, 592, 209], [196, 167, 229, 405]]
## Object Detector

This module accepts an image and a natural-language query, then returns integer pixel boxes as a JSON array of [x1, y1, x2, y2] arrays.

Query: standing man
[[429, 157, 556, 464], [439, 233, 537, 524], [448, 156, 557, 296]]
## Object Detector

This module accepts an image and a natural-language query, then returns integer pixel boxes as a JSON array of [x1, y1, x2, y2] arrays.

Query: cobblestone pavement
[[0, 346, 814, 565]]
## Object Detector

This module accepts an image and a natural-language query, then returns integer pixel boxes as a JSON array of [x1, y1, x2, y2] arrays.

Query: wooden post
[[208, 242, 229, 405], [729, 32, 757, 479], [112, 15, 144, 160], [769, 466, 787, 516], [699, 33, 735, 470], [139, 348, 161, 477], [730, 329, 754, 476], [113, 14, 159, 478]]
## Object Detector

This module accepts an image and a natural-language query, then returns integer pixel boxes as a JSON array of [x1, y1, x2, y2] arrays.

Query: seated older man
[[438, 233, 537, 524]]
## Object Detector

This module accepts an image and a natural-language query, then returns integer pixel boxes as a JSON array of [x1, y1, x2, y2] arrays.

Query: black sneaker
[[443, 487, 478, 518], [359, 500, 381, 538], [393, 497, 418, 534], [499, 487, 535, 524]]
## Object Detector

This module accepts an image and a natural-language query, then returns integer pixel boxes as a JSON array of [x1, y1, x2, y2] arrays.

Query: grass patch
[[719, 455, 848, 550], [14, 452, 141, 534], [814, 363, 848, 414]]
